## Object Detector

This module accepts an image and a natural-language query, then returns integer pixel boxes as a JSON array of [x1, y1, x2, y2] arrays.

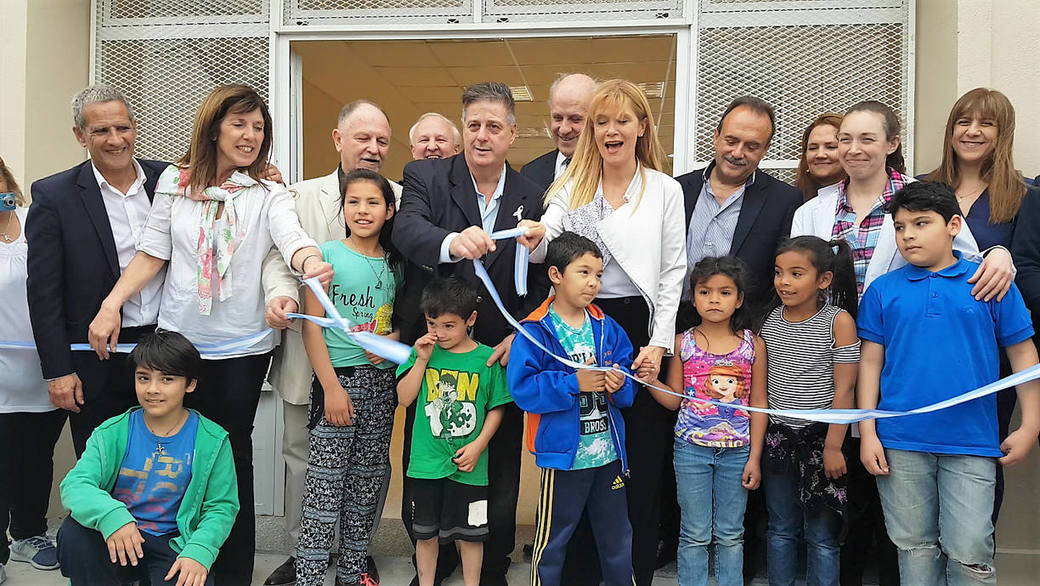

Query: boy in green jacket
[[57, 331, 239, 586]]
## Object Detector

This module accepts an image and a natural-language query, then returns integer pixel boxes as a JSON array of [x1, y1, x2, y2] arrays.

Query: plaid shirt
[[831, 169, 910, 295]]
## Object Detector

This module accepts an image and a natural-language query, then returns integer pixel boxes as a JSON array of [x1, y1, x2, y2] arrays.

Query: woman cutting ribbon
[[87, 84, 331, 585], [528, 79, 687, 586]]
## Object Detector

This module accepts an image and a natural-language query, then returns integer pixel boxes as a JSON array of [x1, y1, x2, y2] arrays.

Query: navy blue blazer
[[1012, 179, 1040, 333], [675, 165, 802, 315], [520, 149, 558, 194], [26, 159, 167, 378], [392, 154, 547, 345]]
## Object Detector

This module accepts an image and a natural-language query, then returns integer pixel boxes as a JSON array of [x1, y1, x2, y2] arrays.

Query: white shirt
[[555, 151, 570, 180], [92, 160, 162, 327], [139, 168, 317, 358], [0, 208, 53, 413]]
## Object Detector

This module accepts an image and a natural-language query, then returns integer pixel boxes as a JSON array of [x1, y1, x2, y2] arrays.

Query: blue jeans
[[673, 439, 749, 586], [763, 469, 841, 586], [876, 449, 997, 585]]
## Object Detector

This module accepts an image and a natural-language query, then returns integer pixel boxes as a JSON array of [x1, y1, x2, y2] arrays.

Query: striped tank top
[[759, 304, 860, 428], [675, 328, 755, 448]]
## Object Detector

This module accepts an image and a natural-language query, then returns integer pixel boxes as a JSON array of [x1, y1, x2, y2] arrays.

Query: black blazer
[[1013, 181, 1040, 340], [26, 159, 167, 379], [675, 165, 802, 316], [392, 154, 547, 345], [520, 149, 558, 194]]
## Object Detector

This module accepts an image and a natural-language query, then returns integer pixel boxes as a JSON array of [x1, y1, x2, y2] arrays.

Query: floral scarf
[[162, 167, 253, 315]]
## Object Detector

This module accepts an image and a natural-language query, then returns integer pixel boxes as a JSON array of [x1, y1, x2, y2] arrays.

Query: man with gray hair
[[393, 82, 546, 586], [521, 73, 598, 192], [27, 85, 168, 461], [409, 112, 461, 160], [263, 99, 402, 586]]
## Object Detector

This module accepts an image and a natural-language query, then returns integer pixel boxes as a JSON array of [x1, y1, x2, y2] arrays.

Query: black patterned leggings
[[295, 365, 397, 585]]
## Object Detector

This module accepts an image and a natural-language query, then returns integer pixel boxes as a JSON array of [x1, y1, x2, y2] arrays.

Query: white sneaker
[[9, 535, 60, 570]]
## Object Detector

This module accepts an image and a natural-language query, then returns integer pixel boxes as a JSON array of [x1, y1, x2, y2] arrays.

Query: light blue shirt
[[439, 164, 508, 263], [684, 163, 752, 298]]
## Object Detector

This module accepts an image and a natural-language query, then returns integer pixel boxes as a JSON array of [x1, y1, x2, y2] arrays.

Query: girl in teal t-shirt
[[296, 169, 402, 586]]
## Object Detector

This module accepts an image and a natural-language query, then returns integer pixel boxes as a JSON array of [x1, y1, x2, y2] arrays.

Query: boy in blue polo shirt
[[856, 181, 1040, 585]]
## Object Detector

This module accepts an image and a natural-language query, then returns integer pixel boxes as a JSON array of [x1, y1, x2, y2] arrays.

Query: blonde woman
[[529, 79, 686, 585]]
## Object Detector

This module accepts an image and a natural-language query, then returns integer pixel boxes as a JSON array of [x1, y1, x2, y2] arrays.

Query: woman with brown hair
[[88, 84, 332, 584], [0, 156, 66, 581], [926, 87, 1037, 524], [529, 79, 687, 586], [794, 113, 846, 201]]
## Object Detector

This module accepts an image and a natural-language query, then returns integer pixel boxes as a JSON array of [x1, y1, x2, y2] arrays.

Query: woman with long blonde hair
[[529, 79, 686, 585]]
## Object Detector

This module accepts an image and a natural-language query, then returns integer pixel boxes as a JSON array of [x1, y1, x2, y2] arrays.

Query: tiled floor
[[5, 515, 1038, 585]]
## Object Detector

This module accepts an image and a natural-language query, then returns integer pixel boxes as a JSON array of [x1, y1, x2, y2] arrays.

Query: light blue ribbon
[[470, 258, 1040, 425], [287, 277, 413, 365], [0, 328, 275, 359], [489, 226, 530, 296]]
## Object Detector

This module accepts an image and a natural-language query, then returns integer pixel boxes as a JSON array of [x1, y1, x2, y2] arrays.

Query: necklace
[[363, 254, 388, 289], [146, 411, 188, 456], [0, 212, 15, 243]]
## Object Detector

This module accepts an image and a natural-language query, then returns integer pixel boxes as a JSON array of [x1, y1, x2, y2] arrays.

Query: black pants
[[68, 324, 155, 456], [839, 436, 899, 586], [400, 395, 524, 582], [184, 352, 271, 586], [57, 516, 214, 586], [595, 296, 675, 586], [0, 409, 67, 564]]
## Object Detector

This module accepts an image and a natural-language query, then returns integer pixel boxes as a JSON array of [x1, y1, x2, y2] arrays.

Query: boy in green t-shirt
[[397, 276, 511, 586]]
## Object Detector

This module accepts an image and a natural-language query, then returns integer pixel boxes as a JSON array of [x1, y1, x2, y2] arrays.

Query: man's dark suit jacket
[[520, 149, 558, 194], [392, 154, 546, 345], [26, 159, 167, 379], [676, 164, 802, 317]]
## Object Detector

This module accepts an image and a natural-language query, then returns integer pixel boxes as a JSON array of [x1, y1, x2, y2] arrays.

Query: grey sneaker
[[0, 560, 7, 584], [10, 535, 60, 570]]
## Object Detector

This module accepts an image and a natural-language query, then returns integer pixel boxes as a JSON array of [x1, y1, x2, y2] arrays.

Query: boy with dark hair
[[507, 231, 637, 585], [56, 330, 239, 586], [397, 277, 512, 586], [857, 181, 1040, 584]]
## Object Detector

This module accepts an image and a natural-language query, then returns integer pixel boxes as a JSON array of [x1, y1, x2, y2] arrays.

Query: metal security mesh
[[284, 0, 472, 24], [101, 0, 267, 24], [484, 0, 682, 21], [95, 37, 270, 162], [694, 2, 910, 171]]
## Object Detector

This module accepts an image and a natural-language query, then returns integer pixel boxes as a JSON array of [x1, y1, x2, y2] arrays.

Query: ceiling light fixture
[[510, 85, 534, 102]]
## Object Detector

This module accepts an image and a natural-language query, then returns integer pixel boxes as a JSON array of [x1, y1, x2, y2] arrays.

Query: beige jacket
[[265, 169, 402, 404]]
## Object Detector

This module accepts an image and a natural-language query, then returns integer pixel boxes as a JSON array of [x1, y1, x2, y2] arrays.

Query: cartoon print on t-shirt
[[424, 370, 478, 438]]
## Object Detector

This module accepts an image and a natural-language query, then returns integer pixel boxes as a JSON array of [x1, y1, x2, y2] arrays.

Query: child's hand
[[106, 521, 144, 566], [742, 457, 761, 490], [859, 435, 889, 476], [635, 360, 657, 383], [452, 440, 487, 473], [415, 332, 438, 361], [165, 556, 208, 586], [823, 445, 847, 479], [604, 364, 625, 393], [999, 427, 1039, 467], [576, 361, 606, 393], [364, 350, 385, 366], [325, 388, 355, 426]]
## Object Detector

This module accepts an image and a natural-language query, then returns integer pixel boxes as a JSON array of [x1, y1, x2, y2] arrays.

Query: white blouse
[[532, 165, 687, 350], [139, 168, 317, 358], [0, 208, 53, 413]]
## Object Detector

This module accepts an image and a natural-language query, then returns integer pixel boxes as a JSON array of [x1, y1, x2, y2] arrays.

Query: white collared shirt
[[92, 160, 162, 327], [554, 151, 570, 180]]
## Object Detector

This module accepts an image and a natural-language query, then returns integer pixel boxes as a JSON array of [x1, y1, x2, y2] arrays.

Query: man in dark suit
[[27, 85, 168, 457], [520, 73, 598, 193], [675, 96, 801, 582], [393, 82, 546, 586], [676, 96, 802, 316]]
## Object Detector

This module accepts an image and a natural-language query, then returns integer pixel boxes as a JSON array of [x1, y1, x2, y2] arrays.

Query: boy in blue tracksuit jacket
[[507, 232, 637, 586]]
